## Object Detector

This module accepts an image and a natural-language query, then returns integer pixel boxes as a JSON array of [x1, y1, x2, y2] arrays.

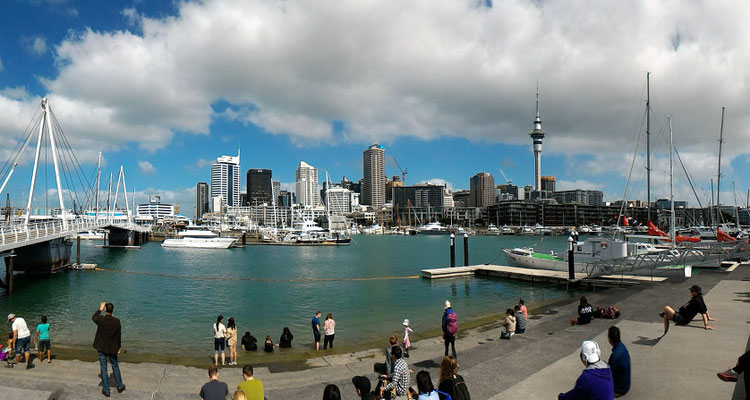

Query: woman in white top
[[212, 315, 227, 366], [323, 313, 336, 349]]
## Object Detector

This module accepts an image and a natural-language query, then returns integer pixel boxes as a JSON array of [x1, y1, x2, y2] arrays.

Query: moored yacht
[[486, 224, 501, 235], [418, 221, 449, 235], [161, 226, 237, 249]]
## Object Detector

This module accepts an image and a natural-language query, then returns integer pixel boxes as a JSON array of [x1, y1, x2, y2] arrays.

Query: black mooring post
[[76, 235, 81, 265], [450, 233, 456, 268], [242, 232, 247, 245], [8, 254, 13, 295], [463, 233, 469, 266], [568, 236, 575, 280]]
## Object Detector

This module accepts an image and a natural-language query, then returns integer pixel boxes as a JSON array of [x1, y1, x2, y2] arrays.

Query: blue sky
[[1, 0, 749, 211]]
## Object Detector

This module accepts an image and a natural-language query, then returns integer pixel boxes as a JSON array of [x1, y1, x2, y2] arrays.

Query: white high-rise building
[[325, 187, 352, 214], [363, 143, 386, 208], [295, 161, 319, 207], [210, 150, 241, 210]]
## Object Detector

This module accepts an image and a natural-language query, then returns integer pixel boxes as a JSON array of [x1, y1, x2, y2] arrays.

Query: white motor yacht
[[486, 224, 501, 235], [161, 227, 237, 249], [418, 222, 449, 235]]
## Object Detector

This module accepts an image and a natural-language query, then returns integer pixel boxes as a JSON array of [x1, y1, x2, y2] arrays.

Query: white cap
[[581, 340, 601, 364], [402, 319, 409, 327], [7, 313, 15, 321], [444, 300, 451, 309]]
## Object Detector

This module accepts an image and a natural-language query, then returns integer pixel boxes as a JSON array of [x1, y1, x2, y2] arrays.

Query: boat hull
[[503, 249, 583, 272], [161, 237, 237, 249]]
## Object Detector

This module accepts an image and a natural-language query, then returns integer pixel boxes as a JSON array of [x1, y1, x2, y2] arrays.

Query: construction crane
[[498, 168, 512, 185], [392, 156, 408, 184]]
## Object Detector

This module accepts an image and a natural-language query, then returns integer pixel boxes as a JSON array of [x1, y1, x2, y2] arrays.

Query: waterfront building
[[136, 202, 175, 219], [523, 185, 534, 201], [497, 184, 519, 201], [488, 201, 649, 227], [211, 195, 224, 214], [324, 186, 353, 214], [541, 175, 556, 198], [655, 198, 687, 209], [341, 176, 361, 194], [444, 188, 454, 208], [552, 189, 603, 207], [210, 150, 241, 208], [362, 143, 386, 208], [295, 161, 319, 207], [195, 182, 209, 221], [386, 176, 403, 203], [277, 190, 295, 207], [350, 192, 360, 209], [529, 89, 546, 191], [247, 168, 273, 206], [272, 181, 280, 204], [470, 173, 496, 207], [453, 190, 470, 207], [392, 184, 445, 223]]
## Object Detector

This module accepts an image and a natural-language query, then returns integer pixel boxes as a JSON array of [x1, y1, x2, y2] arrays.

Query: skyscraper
[[362, 143, 385, 208], [246, 169, 273, 206], [210, 150, 241, 209], [195, 182, 209, 220], [470, 172, 496, 207], [295, 161, 319, 207], [530, 89, 546, 191]]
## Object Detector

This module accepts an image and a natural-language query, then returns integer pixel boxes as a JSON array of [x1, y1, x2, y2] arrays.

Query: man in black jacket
[[93, 302, 125, 397]]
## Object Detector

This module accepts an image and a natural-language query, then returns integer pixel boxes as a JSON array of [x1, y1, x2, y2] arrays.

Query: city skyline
[[1, 1, 750, 210]]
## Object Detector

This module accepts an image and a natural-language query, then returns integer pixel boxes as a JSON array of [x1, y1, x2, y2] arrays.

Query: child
[[36, 316, 51, 363], [402, 319, 413, 358], [501, 309, 516, 339]]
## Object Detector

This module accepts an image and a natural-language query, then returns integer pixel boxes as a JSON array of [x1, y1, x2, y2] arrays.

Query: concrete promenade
[[0, 265, 747, 399]]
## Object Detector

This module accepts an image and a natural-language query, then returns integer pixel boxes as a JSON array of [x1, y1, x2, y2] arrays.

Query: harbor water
[[0, 235, 575, 356]]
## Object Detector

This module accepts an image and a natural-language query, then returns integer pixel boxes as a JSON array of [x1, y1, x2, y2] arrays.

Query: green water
[[0, 235, 573, 356]]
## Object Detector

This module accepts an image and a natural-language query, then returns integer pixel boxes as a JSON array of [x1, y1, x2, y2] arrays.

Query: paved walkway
[[0, 265, 747, 399]]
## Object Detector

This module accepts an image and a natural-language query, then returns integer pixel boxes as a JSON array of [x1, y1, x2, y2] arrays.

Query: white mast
[[94, 151, 102, 219], [45, 99, 67, 229], [24, 100, 47, 225], [106, 172, 113, 222], [668, 117, 675, 246], [716, 107, 725, 228], [120, 166, 130, 221]]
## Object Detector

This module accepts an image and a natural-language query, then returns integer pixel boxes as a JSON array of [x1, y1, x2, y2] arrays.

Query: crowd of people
[[5, 282, 746, 399]]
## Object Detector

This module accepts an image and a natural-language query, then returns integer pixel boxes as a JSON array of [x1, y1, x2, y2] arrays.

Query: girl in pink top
[[519, 298, 528, 319], [402, 319, 414, 358]]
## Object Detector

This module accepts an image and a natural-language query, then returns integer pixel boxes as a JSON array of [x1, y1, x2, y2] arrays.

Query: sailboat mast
[[94, 151, 101, 217], [716, 107, 725, 228], [646, 72, 651, 223], [668, 117, 675, 246]]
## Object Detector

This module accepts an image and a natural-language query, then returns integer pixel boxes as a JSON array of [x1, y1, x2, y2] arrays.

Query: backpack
[[450, 375, 471, 400], [447, 312, 458, 335]]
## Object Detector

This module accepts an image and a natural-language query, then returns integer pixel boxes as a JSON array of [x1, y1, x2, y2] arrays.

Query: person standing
[[312, 311, 322, 350], [324, 313, 336, 349], [237, 364, 264, 400], [200, 366, 229, 400], [35, 316, 52, 363], [607, 326, 631, 397], [92, 302, 125, 397], [213, 315, 227, 366], [660, 285, 715, 334], [8, 313, 33, 369], [402, 319, 413, 358], [226, 317, 238, 366], [442, 301, 457, 358]]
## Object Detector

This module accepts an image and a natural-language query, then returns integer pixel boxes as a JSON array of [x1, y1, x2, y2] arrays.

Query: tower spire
[[530, 83, 546, 192]]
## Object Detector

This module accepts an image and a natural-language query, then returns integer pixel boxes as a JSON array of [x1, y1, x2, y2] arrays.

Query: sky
[[1, 0, 750, 213]]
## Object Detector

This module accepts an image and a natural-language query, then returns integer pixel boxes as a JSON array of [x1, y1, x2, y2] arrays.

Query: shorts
[[672, 312, 687, 325], [214, 338, 226, 353], [15, 336, 30, 353], [38, 340, 51, 352], [313, 333, 321, 342]]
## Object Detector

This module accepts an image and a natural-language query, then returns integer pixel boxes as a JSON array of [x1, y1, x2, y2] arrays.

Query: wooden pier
[[421, 264, 667, 285]]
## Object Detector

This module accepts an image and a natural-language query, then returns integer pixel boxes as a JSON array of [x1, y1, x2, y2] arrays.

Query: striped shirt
[[385, 358, 410, 396]]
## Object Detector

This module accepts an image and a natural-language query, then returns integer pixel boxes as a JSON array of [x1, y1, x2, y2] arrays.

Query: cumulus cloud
[[24, 36, 48, 55], [0, 0, 748, 176], [556, 179, 605, 191], [122, 7, 141, 27], [138, 160, 156, 174]]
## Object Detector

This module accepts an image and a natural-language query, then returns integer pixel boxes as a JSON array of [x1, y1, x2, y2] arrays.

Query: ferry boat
[[161, 227, 237, 249]]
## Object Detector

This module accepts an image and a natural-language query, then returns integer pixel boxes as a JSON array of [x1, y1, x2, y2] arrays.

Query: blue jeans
[[98, 351, 124, 394]]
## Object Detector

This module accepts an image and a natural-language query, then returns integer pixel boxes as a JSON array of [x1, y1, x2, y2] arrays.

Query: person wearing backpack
[[441, 301, 457, 358], [438, 356, 470, 400]]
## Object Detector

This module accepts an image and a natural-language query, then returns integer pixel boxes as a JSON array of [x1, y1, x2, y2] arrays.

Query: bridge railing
[[0, 217, 103, 246]]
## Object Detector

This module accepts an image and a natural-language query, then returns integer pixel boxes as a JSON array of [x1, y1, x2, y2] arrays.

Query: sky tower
[[529, 88, 545, 191]]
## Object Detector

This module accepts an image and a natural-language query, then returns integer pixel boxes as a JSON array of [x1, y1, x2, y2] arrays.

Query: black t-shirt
[[677, 295, 707, 322], [279, 332, 293, 348], [242, 335, 257, 351], [264, 339, 274, 352], [200, 379, 228, 400], [578, 304, 593, 324]]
